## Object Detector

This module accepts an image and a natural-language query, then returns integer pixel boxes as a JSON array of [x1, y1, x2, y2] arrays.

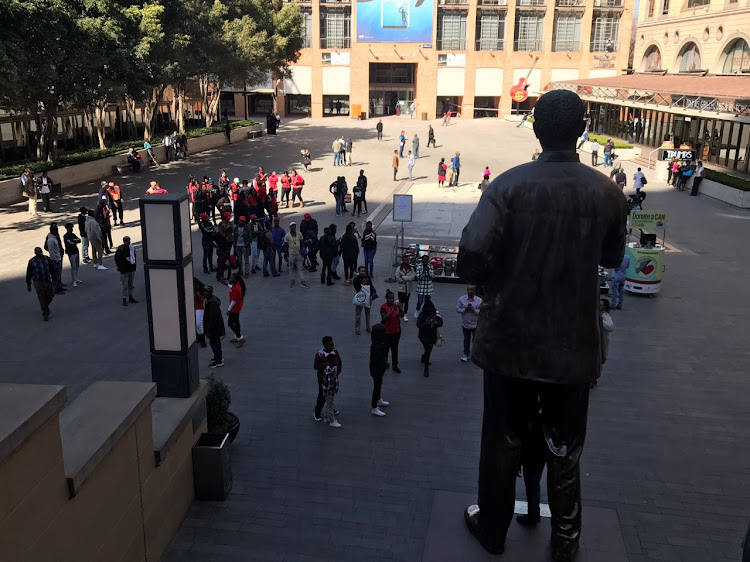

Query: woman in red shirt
[[291, 170, 305, 208], [280, 171, 291, 208], [223, 274, 246, 345], [379, 290, 402, 373], [194, 278, 206, 347]]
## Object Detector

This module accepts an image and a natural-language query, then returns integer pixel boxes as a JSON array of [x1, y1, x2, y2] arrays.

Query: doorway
[[369, 63, 416, 117]]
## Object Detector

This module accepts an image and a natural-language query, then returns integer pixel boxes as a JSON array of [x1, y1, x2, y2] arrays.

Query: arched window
[[722, 39, 750, 74], [677, 42, 702, 72], [642, 45, 662, 71]]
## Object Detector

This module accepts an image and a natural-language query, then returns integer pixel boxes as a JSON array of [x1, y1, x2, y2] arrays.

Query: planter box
[[192, 432, 232, 500], [697, 178, 750, 208], [0, 124, 262, 207]]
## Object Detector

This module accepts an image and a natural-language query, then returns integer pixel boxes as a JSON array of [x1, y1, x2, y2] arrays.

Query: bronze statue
[[457, 89, 628, 561]]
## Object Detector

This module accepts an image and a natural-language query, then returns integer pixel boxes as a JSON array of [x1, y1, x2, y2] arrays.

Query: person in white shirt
[[690, 160, 706, 197], [39, 171, 54, 212], [283, 222, 308, 289], [410, 101, 416, 119], [632, 167, 646, 192], [590, 140, 601, 167], [407, 150, 415, 180]]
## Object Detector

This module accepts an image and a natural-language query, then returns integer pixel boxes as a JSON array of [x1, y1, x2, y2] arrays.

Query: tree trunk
[[142, 86, 162, 141], [174, 85, 186, 134], [93, 99, 108, 150], [199, 74, 209, 127], [124, 96, 138, 139], [206, 82, 222, 128], [82, 109, 95, 148]]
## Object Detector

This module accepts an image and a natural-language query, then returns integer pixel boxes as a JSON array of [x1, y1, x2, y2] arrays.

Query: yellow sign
[[629, 211, 667, 231]]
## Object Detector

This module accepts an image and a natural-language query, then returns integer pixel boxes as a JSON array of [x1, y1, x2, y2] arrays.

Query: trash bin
[[192, 433, 232, 500], [360, 111, 367, 121], [421, 112, 428, 121]]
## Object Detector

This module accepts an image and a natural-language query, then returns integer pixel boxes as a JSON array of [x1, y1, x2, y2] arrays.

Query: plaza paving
[[0, 116, 749, 561]]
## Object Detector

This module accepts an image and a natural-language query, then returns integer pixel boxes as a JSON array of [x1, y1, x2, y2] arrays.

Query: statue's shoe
[[551, 538, 580, 561], [516, 514, 540, 528], [464, 505, 505, 555]]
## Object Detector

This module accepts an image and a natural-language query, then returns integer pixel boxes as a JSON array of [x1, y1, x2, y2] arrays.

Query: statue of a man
[[457, 89, 628, 561]]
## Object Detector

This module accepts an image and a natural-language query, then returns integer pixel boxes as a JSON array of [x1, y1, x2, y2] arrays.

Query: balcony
[[552, 39, 581, 51], [593, 0, 624, 7], [514, 39, 544, 51], [590, 39, 618, 52], [555, 0, 585, 6], [476, 38, 506, 51], [517, 0, 547, 6], [479, 0, 508, 4], [320, 37, 351, 49], [437, 38, 467, 50]]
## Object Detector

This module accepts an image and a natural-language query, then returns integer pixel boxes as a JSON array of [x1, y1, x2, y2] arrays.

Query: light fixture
[[139, 192, 199, 398]]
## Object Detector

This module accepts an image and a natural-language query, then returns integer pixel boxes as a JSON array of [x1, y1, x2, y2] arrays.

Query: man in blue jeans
[[451, 152, 461, 186], [362, 221, 377, 277], [610, 253, 630, 310], [457, 285, 482, 362]]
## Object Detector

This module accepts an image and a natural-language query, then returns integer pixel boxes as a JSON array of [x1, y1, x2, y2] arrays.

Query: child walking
[[322, 353, 341, 428], [369, 324, 390, 417]]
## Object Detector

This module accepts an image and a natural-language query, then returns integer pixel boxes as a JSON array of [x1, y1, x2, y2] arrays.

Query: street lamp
[[139, 192, 199, 398]]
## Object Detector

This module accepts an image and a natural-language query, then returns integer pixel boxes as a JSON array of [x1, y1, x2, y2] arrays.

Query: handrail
[[647, 147, 660, 170]]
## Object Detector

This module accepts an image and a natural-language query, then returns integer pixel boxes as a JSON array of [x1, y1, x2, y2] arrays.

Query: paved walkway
[[0, 116, 748, 561]]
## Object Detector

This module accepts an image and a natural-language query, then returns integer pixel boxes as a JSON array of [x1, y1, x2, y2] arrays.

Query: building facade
[[552, 0, 750, 173], [277, 0, 633, 120]]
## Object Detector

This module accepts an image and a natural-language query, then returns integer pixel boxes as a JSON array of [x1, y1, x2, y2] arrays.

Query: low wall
[[0, 380, 209, 562], [697, 178, 750, 208], [0, 124, 262, 207]]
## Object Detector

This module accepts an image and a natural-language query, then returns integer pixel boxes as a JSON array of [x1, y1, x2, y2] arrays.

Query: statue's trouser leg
[[540, 382, 589, 552], [521, 427, 546, 520]]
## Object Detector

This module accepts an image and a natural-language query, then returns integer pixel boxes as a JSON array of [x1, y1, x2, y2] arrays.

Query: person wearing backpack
[[259, 219, 279, 277], [353, 183, 364, 218], [362, 221, 377, 278]]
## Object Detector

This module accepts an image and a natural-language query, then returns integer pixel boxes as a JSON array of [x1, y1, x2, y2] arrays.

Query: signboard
[[660, 149, 696, 161], [392, 194, 413, 222], [357, 0, 434, 43], [629, 210, 667, 231], [625, 245, 665, 294], [510, 78, 529, 103]]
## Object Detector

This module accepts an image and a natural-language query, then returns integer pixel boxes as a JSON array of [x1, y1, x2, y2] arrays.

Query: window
[[677, 42, 702, 72], [475, 12, 506, 51], [301, 8, 313, 49], [320, 7, 351, 49], [437, 11, 468, 50], [723, 39, 750, 73], [647, 0, 655, 16], [322, 53, 331, 65], [514, 11, 544, 51], [438, 54, 448, 66], [687, 0, 709, 6], [590, 11, 620, 51], [552, 12, 582, 51], [642, 45, 663, 71], [661, 0, 669, 14]]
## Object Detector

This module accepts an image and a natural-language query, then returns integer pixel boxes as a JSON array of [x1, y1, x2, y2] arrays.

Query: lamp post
[[139, 192, 199, 398]]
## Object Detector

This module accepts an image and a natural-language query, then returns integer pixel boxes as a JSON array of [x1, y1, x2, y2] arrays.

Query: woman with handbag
[[352, 266, 378, 335], [417, 298, 443, 378]]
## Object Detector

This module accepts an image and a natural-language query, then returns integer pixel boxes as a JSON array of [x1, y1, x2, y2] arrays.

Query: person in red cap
[[235, 216, 252, 278]]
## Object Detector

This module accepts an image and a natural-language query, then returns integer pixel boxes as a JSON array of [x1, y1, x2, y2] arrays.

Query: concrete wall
[[0, 381, 209, 562], [698, 177, 750, 207], [0, 124, 263, 208]]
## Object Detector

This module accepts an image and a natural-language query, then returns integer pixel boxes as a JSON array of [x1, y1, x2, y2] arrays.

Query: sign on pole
[[629, 210, 667, 230], [392, 194, 413, 222]]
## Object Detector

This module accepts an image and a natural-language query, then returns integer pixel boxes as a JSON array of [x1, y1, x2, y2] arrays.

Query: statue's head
[[532, 90, 586, 151]]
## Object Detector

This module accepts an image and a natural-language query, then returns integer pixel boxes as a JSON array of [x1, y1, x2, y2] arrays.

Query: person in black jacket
[[356, 170, 368, 213], [202, 285, 225, 368], [457, 89, 627, 560], [340, 224, 360, 285], [369, 324, 390, 417], [199, 214, 216, 273], [417, 299, 442, 378], [319, 227, 338, 286], [114, 236, 138, 306]]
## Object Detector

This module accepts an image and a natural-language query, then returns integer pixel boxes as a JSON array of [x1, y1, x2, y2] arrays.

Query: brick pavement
[[1, 116, 749, 561]]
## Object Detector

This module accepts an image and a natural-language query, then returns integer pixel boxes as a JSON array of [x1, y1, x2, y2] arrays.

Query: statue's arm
[[600, 191, 628, 269], [458, 190, 506, 284]]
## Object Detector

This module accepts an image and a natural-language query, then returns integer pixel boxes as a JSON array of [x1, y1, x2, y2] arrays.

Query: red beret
[[239, 216, 246, 222], [249, 214, 257, 220], [223, 212, 231, 219], [199, 213, 207, 219]]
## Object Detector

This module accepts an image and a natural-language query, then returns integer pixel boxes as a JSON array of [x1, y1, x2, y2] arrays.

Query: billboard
[[356, 0, 434, 43]]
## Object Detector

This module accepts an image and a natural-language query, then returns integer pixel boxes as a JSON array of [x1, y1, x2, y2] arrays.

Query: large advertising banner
[[356, 0, 434, 43]]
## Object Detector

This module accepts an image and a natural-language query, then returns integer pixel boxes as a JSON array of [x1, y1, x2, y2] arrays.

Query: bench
[[247, 130, 263, 140], [112, 164, 129, 176]]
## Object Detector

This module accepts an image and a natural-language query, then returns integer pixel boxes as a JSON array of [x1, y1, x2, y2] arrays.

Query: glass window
[[476, 12, 506, 51], [722, 39, 750, 74], [678, 42, 702, 72], [642, 45, 663, 71], [661, 0, 669, 15], [552, 12, 582, 51], [301, 8, 313, 49], [437, 11, 468, 50], [514, 11, 544, 51], [590, 11, 620, 52], [320, 7, 351, 49], [687, 0, 709, 7]]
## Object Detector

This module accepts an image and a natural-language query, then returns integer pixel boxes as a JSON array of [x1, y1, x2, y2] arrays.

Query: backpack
[[353, 186, 362, 201]]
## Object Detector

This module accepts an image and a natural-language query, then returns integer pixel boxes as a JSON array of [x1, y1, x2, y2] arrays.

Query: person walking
[[438, 158, 447, 188], [427, 125, 436, 148], [414, 254, 435, 318], [376, 119, 383, 141], [107, 181, 124, 226], [395, 256, 416, 322], [417, 299, 443, 378], [45, 224, 65, 294], [590, 139, 601, 167], [319, 227, 338, 286], [223, 273, 246, 345], [85, 210, 106, 270], [26, 248, 56, 321], [280, 171, 291, 208], [194, 278, 206, 348], [338, 136, 347, 166], [633, 167, 647, 192], [610, 253, 630, 310], [77, 207, 90, 264], [115, 236, 138, 307], [407, 150, 415, 180], [380, 291, 402, 373], [284, 222, 308, 288], [202, 284, 225, 368], [362, 221, 377, 277], [352, 181, 364, 218], [22, 170, 38, 216], [234, 216, 252, 277], [313, 336, 342, 422], [271, 217, 286, 272], [603, 139, 614, 167], [398, 131, 406, 158], [346, 137, 353, 166], [392, 151, 399, 181], [353, 266, 377, 335], [577, 129, 589, 150], [321, 354, 342, 427], [340, 224, 360, 285], [356, 170, 368, 214], [614, 167, 627, 190], [259, 220, 280, 277], [63, 223, 82, 287], [412, 134, 420, 158], [332, 137, 342, 166], [690, 161, 705, 197], [39, 171, 54, 212], [451, 152, 461, 186], [457, 285, 482, 362], [199, 213, 216, 274], [369, 324, 391, 417], [410, 101, 416, 118], [291, 171, 305, 208]]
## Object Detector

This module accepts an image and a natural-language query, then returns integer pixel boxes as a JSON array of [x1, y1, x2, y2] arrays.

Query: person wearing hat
[[300, 213, 319, 271], [271, 217, 286, 272], [235, 216, 252, 278], [201, 284, 226, 368], [283, 221, 308, 288]]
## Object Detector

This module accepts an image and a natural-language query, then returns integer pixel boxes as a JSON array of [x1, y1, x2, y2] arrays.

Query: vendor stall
[[624, 210, 667, 295]]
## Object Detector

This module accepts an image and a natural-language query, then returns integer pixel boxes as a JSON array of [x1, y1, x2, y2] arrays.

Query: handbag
[[352, 284, 371, 309], [435, 328, 445, 347], [642, 177, 648, 185]]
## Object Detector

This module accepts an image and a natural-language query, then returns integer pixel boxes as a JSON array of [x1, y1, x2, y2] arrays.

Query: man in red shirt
[[379, 290, 402, 373]]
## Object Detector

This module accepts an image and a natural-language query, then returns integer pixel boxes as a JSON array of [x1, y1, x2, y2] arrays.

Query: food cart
[[624, 210, 667, 295]]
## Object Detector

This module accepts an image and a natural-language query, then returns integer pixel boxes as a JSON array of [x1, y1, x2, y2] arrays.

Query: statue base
[[423, 491, 628, 561]]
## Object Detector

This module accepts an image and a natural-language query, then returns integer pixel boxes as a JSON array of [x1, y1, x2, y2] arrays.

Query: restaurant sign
[[682, 96, 750, 116], [660, 149, 696, 161]]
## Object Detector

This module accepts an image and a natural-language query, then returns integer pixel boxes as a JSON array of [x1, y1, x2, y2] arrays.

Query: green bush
[[588, 134, 633, 149], [705, 168, 750, 192], [0, 120, 256, 181], [206, 375, 234, 433]]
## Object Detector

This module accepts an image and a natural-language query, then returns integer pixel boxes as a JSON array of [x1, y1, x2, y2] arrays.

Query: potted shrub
[[206, 375, 241, 443]]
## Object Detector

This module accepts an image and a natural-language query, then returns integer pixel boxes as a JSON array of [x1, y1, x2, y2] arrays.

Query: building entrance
[[369, 63, 416, 117]]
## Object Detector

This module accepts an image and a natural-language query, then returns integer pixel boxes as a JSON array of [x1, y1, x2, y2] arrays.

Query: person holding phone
[[380, 291, 402, 373], [457, 285, 482, 362]]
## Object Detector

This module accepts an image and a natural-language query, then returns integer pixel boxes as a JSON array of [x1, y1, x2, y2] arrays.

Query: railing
[[438, 0, 469, 4], [437, 38, 467, 50], [320, 0, 350, 3], [594, 0, 624, 7], [556, 0, 585, 6], [552, 39, 582, 51], [517, 0, 547, 6], [476, 38, 505, 51], [320, 37, 351, 49], [514, 39, 544, 51], [479, 0, 508, 4], [590, 40, 618, 52]]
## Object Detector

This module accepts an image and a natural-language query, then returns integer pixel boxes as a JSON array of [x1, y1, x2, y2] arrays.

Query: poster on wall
[[356, 0, 434, 43]]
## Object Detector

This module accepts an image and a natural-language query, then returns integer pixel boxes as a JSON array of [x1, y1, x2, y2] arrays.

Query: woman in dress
[[437, 158, 447, 188]]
